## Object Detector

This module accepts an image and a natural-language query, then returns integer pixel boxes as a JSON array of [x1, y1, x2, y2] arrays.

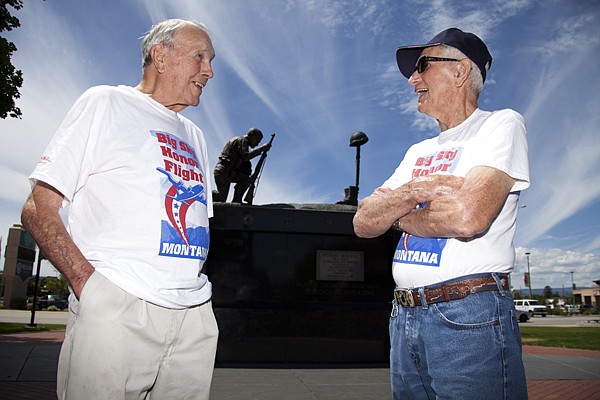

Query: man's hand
[[399, 167, 516, 238], [405, 175, 465, 204], [261, 142, 272, 152]]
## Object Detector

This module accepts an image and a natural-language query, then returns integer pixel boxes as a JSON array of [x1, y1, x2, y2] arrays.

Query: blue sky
[[1, 0, 599, 293]]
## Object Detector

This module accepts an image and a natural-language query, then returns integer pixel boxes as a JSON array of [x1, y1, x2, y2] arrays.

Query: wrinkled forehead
[[174, 26, 213, 50]]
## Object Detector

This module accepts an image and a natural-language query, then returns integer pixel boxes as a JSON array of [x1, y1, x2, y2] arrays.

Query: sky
[[1, 0, 599, 294]]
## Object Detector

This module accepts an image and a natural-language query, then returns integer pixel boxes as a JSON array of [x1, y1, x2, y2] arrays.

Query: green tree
[[27, 275, 69, 298], [0, 0, 24, 119], [43, 275, 69, 297], [543, 285, 553, 299]]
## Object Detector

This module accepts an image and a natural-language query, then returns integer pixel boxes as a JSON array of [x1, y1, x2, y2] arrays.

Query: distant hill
[[512, 287, 595, 297]]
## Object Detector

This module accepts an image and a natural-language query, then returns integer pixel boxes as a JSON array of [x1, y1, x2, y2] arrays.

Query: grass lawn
[[0, 322, 66, 335], [519, 326, 600, 351], [1, 323, 599, 351]]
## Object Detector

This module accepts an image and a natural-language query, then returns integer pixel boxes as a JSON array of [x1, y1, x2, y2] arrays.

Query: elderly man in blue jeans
[[353, 28, 529, 399]]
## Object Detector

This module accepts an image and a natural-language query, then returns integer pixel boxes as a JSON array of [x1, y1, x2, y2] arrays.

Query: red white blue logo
[[152, 130, 209, 260]]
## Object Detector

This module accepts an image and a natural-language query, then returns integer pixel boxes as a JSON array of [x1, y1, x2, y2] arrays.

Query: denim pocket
[[432, 292, 500, 329]]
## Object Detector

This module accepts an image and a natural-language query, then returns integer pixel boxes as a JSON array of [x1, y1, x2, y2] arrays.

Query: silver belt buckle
[[395, 289, 415, 307]]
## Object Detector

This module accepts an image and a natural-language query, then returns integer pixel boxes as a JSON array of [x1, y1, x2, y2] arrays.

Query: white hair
[[140, 19, 210, 68], [439, 45, 484, 97]]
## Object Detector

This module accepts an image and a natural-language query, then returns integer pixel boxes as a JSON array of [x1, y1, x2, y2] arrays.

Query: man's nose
[[203, 62, 214, 79], [408, 70, 420, 86]]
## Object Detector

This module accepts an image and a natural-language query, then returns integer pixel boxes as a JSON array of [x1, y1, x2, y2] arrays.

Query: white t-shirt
[[29, 85, 214, 308], [381, 108, 530, 289]]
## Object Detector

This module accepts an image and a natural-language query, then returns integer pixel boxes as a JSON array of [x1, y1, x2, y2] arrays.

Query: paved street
[[2, 309, 599, 327], [0, 309, 68, 325], [523, 313, 600, 327]]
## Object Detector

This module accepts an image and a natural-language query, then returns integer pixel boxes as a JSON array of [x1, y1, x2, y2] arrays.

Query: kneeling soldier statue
[[213, 128, 272, 203]]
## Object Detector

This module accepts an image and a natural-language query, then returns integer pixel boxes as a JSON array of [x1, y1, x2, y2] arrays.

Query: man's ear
[[150, 44, 166, 73], [455, 60, 471, 87]]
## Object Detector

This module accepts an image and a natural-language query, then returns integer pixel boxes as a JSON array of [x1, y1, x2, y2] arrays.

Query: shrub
[[11, 297, 28, 310]]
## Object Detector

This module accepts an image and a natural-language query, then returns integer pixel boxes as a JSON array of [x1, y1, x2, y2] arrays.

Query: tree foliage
[[27, 275, 69, 298], [0, 0, 24, 119]]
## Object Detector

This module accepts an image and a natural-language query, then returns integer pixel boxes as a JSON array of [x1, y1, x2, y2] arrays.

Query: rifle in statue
[[244, 133, 275, 205]]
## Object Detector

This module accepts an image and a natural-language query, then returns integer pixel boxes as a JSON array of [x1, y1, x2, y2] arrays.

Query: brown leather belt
[[394, 274, 509, 307]]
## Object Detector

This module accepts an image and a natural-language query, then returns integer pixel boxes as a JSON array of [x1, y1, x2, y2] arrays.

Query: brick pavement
[[1, 330, 599, 399]]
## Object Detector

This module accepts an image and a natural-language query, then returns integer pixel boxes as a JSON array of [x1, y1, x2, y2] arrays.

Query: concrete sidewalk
[[0, 330, 599, 400]]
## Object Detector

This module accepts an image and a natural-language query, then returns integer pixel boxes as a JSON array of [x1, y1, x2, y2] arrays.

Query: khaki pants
[[57, 271, 218, 400]]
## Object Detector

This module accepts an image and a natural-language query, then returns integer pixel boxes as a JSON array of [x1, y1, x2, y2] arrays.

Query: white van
[[514, 299, 548, 317]]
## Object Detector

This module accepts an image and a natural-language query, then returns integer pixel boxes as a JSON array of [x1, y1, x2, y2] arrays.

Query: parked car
[[516, 309, 533, 323], [563, 304, 578, 313], [36, 294, 68, 310], [514, 299, 548, 317], [574, 304, 595, 314]]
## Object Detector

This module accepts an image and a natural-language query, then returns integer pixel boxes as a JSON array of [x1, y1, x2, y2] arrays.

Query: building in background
[[573, 279, 600, 307]]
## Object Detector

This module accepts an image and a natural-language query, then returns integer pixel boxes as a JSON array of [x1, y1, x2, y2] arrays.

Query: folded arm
[[21, 182, 94, 298], [399, 166, 515, 238], [353, 174, 464, 238]]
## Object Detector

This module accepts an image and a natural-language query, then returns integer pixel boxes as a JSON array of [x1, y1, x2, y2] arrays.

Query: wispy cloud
[[517, 10, 600, 246], [584, 234, 600, 254], [515, 247, 600, 290], [533, 13, 600, 58], [0, 3, 99, 231], [413, 0, 534, 40]]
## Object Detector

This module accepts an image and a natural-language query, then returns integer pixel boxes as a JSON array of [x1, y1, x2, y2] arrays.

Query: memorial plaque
[[316, 250, 364, 281]]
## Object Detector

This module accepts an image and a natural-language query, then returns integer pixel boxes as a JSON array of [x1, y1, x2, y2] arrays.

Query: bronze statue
[[213, 128, 273, 203]]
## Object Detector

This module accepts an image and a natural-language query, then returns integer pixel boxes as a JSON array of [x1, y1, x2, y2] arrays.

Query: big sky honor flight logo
[[152, 130, 209, 260], [394, 147, 462, 267]]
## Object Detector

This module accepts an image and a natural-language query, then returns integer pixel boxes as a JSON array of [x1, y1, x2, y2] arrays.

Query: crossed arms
[[353, 166, 516, 239]]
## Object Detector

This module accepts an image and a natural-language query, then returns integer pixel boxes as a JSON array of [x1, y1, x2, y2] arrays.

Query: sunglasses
[[415, 56, 464, 74]]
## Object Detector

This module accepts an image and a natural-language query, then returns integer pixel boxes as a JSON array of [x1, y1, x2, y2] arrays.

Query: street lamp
[[525, 252, 532, 298], [570, 271, 575, 305]]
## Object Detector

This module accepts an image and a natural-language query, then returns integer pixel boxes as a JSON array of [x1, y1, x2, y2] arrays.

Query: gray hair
[[439, 45, 484, 97], [140, 19, 209, 68]]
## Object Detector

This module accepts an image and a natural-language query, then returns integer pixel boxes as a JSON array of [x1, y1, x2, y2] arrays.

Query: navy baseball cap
[[396, 28, 492, 82]]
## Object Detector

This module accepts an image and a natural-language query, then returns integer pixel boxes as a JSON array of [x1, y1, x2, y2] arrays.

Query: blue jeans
[[389, 273, 528, 399]]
